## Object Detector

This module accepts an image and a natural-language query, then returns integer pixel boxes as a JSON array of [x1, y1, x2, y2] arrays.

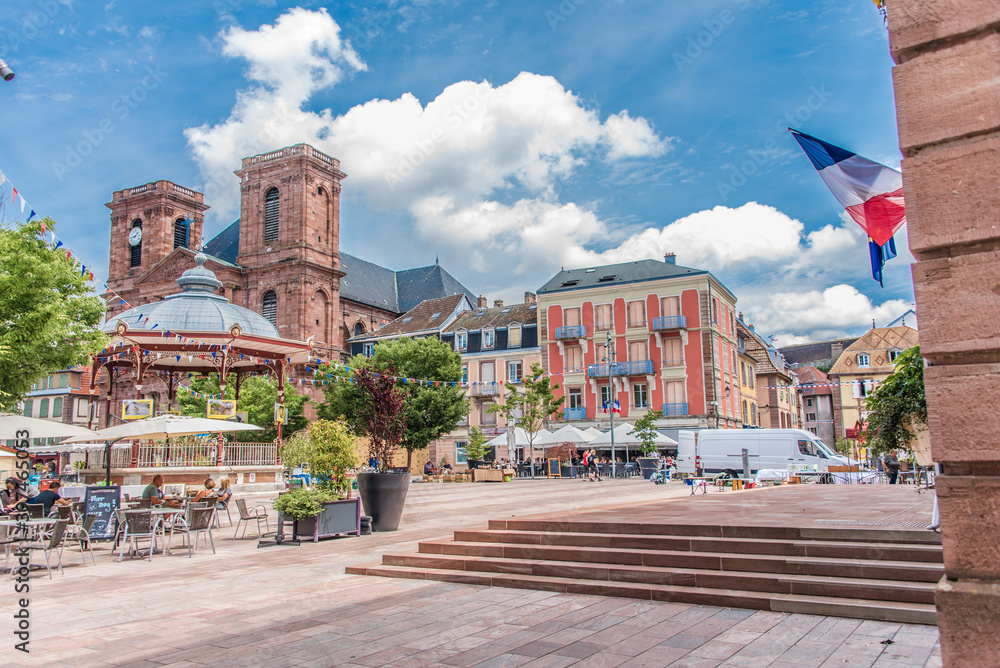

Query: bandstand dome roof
[[104, 253, 278, 337]]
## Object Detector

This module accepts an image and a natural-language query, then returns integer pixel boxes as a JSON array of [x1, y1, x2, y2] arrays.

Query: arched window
[[262, 291, 277, 327], [264, 188, 280, 243], [353, 322, 365, 338], [173, 217, 189, 249], [129, 220, 142, 267]]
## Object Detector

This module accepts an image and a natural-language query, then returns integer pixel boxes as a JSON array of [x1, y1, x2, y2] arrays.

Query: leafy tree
[[352, 362, 407, 473], [463, 426, 489, 463], [279, 418, 358, 498], [318, 337, 467, 469], [861, 346, 927, 457], [632, 409, 663, 456], [489, 363, 564, 465], [177, 373, 308, 442], [0, 218, 106, 408]]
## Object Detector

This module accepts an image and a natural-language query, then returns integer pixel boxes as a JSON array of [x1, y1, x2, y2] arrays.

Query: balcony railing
[[467, 383, 501, 397], [661, 358, 685, 368], [555, 325, 587, 340], [564, 406, 587, 420], [652, 315, 687, 331], [225, 442, 278, 467], [587, 360, 655, 378], [662, 402, 688, 416]]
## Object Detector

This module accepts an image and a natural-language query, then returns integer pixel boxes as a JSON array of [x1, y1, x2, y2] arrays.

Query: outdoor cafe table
[[0, 517, 58, 544]]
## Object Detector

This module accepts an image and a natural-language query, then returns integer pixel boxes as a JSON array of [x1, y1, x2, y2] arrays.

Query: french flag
[[603, 400, 621, 415], [789, 129, 906, 286]]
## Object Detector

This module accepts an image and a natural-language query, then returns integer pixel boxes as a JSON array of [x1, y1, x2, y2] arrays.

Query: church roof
[[103, 253, 279, 337], [201, 220, 475, 314]]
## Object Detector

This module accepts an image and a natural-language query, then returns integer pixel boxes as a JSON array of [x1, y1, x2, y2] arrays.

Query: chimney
[[477, 295, 487, 308], [664, 253, 676, 264], [524, 291, 536, 304], [831, 342, 844, 360], [494, 299, 504, 309]]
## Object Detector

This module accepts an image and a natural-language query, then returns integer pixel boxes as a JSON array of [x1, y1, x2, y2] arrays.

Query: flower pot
[[356, 472, 410, 532]]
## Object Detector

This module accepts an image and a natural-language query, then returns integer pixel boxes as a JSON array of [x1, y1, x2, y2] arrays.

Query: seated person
[[22, 480, 40, 503], [32, 481, 72, 516], [215, 478, 233, 509], [192, 478, 217, 503], [141, 475, 164, 504], [424, 460, 435, 475], [2, 477, 25, 514], [441, 461, 452, 471]]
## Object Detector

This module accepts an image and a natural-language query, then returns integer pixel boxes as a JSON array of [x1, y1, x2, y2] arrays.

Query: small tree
[[352, 362, 407, 473], [490, 363, 564, 465], [278, 418, 358, 499], [546, 442, 579, 463], [862, 345, 927, 458], [632, 409, 663, 456], [463, 426, 489, 463]]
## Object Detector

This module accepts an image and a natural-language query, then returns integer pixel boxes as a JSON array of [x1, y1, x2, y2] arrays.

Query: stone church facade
[[104, 143, 474, 365]]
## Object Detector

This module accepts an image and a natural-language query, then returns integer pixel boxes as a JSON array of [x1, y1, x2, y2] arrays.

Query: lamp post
[[605, 330, 617, 479]]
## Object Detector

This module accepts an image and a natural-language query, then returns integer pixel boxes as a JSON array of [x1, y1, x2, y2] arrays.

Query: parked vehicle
[[676, 429, 851, 477]]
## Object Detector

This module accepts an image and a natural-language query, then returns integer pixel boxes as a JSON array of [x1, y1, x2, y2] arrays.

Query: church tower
[[234, 144, 346, 358], [105, 181, 209, 311]]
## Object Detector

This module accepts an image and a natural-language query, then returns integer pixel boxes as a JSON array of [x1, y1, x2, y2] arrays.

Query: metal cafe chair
[[234, 498, 270, 539], [66, 514, 98, 567], [168, 507, 216, 557], [15, 518, 70, 579], [27, 503, 46, 519], [118, 510, 159, 563]]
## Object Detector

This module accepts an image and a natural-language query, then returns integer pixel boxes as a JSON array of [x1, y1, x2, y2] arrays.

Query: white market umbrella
[[60, 415, 263, 444], [582, 427, 604, 440], [60, 415, 264, 484], [0, 413, 102, 442], [536, 425, 596, 446], [485, 427, 552, 448], [589, 424, 677, 464]]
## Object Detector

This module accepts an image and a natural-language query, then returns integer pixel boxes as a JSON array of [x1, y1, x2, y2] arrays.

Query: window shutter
[[264, 188, 280, 243], [262, 291, 278, 327], [173, 219, 188, 248]]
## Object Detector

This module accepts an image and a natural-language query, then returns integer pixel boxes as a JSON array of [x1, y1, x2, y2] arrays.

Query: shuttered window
[[564, 307, 581, 327], [627, 301, 645, 328], [262, 291, 277, 327], [173, 218, 188, 248], [595, 304, 613, 331], [660, 296, 680, 317], [628, 340, 647, 362], [565, 345, 582, 370], [264, 188, 280, 243]]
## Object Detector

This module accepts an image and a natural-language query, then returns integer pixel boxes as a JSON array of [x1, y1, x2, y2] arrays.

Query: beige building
[[828, 326, 919, 441]]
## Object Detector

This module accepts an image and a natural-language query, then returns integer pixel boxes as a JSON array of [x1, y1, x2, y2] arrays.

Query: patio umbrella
[[60, 414, 264, 485], [0, 413, 102, 442], [485, 427, 552, 448], [582, 427, 604, 440]]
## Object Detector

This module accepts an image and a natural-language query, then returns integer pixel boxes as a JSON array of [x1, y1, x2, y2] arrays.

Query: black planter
[[356, 472, 410, 532], [637, 458, 660, 480], [466, 460, 484, 470]]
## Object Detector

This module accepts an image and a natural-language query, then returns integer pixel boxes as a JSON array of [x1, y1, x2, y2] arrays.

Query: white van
[[676, 429, 846, 476]]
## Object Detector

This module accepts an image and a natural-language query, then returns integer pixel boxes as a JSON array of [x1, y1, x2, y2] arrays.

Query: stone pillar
[[887, 3, 1000, 665]]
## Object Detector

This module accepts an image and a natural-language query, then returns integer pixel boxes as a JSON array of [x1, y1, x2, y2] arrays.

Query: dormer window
[[508, 325, 521, 348], [857, 353, 870, 367], [483, 328, 495, 349], [456, 331, 467, 351], [888, 349, 902, 362]]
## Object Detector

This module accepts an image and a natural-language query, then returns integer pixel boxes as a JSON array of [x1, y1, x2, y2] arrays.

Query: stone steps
[[346, 521, 943, 625]]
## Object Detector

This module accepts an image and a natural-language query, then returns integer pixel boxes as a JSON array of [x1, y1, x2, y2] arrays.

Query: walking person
[[589, 449, 601, 482], [883, 450, 901, 484]]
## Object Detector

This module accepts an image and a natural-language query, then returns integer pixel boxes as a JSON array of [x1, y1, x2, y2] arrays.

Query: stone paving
[[0, 478, 941, 667]]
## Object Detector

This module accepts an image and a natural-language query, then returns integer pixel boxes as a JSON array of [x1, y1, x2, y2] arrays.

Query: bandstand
[[82, 253, 312, 489]]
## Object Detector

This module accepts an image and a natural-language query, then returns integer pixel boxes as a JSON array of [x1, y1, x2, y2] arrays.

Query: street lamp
[[709, 401, 719, 429], [0, 59, 14, 82], [604, 330, 617, 479]]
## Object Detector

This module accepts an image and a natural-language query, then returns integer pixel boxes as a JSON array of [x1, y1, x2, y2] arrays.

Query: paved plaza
[[2, 479, 940, 667]]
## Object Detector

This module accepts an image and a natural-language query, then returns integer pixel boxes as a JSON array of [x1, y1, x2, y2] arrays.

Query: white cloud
[[185, 9, 668, 221]]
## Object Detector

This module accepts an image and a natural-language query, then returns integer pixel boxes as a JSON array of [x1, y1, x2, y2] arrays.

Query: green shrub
[[273, 488, 337, 519]]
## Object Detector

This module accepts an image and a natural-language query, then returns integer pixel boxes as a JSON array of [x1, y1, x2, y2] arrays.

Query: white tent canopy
[[535, 425, 596, 446], [589, 424, 677, 446], [0, 413, 101, 442], [485, 428, 552, 448]]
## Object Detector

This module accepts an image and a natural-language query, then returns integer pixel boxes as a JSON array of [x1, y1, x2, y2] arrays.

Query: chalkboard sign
[[83, 486, 120, 541], [546, 458, 561, 478]]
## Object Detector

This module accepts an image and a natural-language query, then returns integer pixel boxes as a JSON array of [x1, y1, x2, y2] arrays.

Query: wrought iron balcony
[[587, 360, 655, 378], [555, 325, 587, 340], [652, 315, 687, 331], [564, 406, 587, 420], [467, 383, 500, 397], [662, 402, 688, 416]]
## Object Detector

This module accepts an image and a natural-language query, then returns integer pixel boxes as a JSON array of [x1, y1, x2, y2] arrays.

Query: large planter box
[[473, 469, 504, 482], [292, 497, 361, 542], [637, 458, 660, 480]]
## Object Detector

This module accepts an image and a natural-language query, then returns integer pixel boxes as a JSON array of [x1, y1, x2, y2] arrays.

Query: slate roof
[[354, 294, 470, 339], [445, 302, 538, 333], [795, 366, 833, 396], [200, 221, 475, 315], [537, 258, 736, 301], [779, 338, 858, 367]]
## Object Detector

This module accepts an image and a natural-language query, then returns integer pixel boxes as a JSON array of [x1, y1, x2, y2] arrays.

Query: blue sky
[[0, 0, 913, 344]]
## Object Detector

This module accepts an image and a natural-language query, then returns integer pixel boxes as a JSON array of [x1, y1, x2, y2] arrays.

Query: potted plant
[[463, 426, 488, 470], [862, 346, 931, 466], [633, 409, 663, 479], [277, 418, 361, 540]]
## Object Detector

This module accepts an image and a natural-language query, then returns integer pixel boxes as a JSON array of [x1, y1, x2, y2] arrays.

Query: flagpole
[[607, 331, 616, 480]]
